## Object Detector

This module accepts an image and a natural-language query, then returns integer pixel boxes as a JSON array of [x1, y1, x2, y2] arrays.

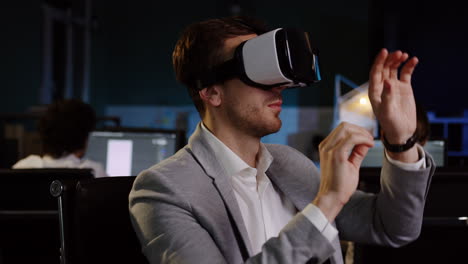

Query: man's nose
[[270, 85, 287, 93]]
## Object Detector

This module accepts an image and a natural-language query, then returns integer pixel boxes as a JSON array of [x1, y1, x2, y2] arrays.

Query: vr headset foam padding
[[196, 28, 321, 90]]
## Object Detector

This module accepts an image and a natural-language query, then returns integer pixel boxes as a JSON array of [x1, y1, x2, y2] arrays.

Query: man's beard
[[224, 101, 282, 138]]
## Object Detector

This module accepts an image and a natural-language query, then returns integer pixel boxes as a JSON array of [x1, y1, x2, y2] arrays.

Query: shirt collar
[[257, 143, 273, 176], [199, 122, 273, 177]]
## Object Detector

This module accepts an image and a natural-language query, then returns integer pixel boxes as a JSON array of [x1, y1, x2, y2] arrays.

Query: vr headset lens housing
[[197, 28, 321, 90]]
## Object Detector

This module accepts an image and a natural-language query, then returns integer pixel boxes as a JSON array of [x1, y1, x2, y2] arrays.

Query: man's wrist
[[386, 144, 420, 163], [382, 132, 418, 153], [312, 193, 345, 222], [386, 144, 426, 170], [302, 204, 339, 242]]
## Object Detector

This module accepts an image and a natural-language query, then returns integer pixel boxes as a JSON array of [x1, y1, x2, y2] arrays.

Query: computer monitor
[[361, 138, 447, 167], [84, 128, 185, 176]]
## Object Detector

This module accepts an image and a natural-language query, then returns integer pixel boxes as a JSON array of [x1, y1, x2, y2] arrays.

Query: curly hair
[[172, 16, 268, 116], [39, 99, 96, 158]]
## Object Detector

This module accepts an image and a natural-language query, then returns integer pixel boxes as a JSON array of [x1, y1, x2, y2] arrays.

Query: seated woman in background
[[12, 99, 107, 178]]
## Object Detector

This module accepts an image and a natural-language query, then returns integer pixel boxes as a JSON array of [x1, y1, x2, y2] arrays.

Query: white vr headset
[[196, 27, 321, 90]]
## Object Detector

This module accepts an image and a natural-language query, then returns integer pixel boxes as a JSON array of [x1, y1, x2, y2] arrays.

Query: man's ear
[[199, 85, 222, 107]]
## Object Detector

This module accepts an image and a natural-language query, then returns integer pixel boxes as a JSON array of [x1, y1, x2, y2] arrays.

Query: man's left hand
[[368, 48, 419, 162]]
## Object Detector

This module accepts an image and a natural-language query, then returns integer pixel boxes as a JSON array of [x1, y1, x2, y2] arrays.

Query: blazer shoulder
[[130, 146, 212, 198], [265, 143, 319, 175], [265, 144, 312, 162]]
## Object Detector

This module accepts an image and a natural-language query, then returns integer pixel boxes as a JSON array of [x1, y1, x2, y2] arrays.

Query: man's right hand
[[313, 122, 374, 222]]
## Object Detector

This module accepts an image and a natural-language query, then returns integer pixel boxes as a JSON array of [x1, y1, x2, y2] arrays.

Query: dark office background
[[1, 2, 468, 263], [1, 0, 370, 114], [1, 0, 468, 127]]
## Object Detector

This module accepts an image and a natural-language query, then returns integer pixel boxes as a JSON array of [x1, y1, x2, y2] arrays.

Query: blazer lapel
[[187, 124, 254, 256], [266, 168, 314, 211], [266, 146, 344, 264], [265, 146, 320, 211]]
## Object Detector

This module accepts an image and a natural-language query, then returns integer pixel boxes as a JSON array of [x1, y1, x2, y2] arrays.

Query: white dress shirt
[[200, 123, 338, 254], [12, 154, 108, 178], [199, 123, 426, 255]]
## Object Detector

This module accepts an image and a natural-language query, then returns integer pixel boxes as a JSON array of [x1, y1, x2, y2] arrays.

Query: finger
[[319, 121, 346, 149], [369, 49, 388, 103], [381, 79, 393, 106], [400, 52, 410, 65], [323, 122, 373, 146], [384, 50, 401, 67], [369, 48, 388, 84], [320, 122, 374, 153], [389, 51, 406, 68], [333, 132, 374, 164], [382, 52, 396, 80], [318, 123, 339, 150], [400, 57, 419, 83], [349, 144, 371, 168], [389, 51, 403, 79]]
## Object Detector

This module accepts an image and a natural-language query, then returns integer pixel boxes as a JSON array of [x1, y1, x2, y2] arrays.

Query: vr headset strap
[[195, 58, 238, 90]]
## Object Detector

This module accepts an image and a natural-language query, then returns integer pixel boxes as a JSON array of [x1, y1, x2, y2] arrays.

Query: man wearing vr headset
[[129, 16, 434, 264]]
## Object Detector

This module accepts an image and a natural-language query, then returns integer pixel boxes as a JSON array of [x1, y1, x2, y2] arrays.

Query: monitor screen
[[84, 128, 185, 176], [361, 139, 446, 167]]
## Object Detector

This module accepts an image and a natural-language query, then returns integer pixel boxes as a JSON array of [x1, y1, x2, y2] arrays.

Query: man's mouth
[[268, 100, 283, 110]]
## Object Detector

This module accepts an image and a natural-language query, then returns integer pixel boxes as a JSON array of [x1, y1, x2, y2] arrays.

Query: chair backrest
[[0, 138, 19, 168], [0, 168, 94, 210], [0, 168, 94, 264], [54, 176, 148, 264], [355, 167, 468, 263], [359, 166, 468, 216]]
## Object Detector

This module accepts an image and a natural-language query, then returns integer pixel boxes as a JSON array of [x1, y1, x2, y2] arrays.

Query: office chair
[[0, 168, 93, 264], [354, 167, 468, 263], [51, 176, 148, 264]]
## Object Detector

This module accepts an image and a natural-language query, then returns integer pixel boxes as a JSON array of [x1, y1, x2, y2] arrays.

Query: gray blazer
[[129, 124, 435, 264]]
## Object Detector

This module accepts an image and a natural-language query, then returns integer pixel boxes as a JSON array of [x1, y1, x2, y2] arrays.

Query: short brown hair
[[172, 16, 268, 116]]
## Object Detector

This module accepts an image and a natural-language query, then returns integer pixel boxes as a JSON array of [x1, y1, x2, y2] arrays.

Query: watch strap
[[382, 133, 418, 153]]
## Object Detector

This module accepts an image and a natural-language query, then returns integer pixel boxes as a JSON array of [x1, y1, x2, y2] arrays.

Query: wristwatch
[[382, 133, 418, 153]]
